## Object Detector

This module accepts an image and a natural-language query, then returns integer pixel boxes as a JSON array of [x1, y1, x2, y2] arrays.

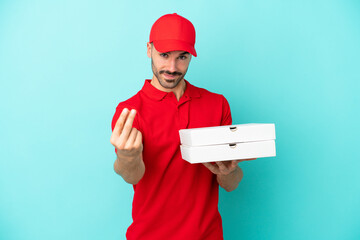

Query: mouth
[[163, 73, 177, 79]]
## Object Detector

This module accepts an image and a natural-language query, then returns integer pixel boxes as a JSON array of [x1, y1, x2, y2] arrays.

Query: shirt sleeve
[[220, 95, 232, 126], [111, 103, 141, 153]]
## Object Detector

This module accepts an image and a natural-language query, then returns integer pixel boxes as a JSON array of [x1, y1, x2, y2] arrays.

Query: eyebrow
[[163, 51, 190, 55]]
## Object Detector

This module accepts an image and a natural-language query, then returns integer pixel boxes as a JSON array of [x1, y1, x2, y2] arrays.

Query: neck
[[150, 76, 186, 101]]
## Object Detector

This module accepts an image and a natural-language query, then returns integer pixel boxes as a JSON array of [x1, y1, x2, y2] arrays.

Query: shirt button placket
[[177, 101, 190, 130]]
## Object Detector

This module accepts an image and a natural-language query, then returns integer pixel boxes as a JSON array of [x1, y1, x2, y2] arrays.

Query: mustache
[[159, 70, 182, 76]]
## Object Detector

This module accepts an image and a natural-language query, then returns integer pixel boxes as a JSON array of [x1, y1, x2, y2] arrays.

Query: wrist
[[116, 154, 142, 169]]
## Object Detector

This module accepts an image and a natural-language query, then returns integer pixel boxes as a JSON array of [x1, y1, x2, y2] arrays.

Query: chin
[[161, 82, 177, 89], [160, 77, 182, 89]]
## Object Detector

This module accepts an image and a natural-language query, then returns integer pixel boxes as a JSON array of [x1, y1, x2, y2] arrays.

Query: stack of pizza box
[[179, 123, 276, 164]]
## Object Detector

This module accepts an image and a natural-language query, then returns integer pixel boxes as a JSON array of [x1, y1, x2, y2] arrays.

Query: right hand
[[110, 108, 143, 160]]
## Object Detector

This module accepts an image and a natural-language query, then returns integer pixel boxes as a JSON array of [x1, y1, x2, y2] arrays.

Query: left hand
[[202, 158, 256, 175]]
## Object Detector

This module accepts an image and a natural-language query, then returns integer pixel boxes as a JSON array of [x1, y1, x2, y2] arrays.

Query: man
[[110, 13, 255, 240]]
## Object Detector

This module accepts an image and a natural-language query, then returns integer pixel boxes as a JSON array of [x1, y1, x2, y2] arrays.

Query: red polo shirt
[[111, 79, 232, 240]]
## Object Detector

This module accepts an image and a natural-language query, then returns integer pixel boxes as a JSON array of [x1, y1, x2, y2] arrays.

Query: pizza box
[[180, 140, 276, 164], [179, 123, 276, 147]]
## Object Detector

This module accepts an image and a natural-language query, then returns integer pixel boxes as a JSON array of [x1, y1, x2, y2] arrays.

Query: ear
[[147, 42, 152, 58]]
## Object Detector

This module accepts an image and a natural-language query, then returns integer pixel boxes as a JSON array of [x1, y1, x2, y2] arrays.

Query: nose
[[167, 58, 177, 73]]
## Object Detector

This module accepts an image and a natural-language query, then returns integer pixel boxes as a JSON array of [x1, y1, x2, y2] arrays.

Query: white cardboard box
[[180, 140, 276, 164], [179, 123, 276, 146], [179, 123, 276, 164]]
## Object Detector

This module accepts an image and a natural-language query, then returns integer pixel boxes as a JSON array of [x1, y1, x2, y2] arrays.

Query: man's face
[[147, 43, 192, 89]]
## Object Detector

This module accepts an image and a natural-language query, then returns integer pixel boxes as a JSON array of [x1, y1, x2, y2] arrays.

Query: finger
[[134, 130, 143, 149], [112, 108, 130, 137], [242, 158, 257, 161], [231, 160, 240, 168], [110, 108, 130, 146], [202, 162, 219, 175], [215, 161, 228, 173], [118, 109, 137, 147], [124, 128, 138, 149]]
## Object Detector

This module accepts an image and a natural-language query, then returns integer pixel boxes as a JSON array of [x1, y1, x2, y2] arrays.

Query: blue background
[[1, 0, 359, 239]]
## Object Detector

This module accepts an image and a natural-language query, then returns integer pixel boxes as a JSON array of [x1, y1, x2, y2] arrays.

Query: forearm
[[114, 154, 145, 185], [217, 166, 243, 192]]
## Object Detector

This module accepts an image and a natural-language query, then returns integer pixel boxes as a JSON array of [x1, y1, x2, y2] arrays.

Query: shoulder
[[190, 83, 228, 102], [189, 82, 231, 111]]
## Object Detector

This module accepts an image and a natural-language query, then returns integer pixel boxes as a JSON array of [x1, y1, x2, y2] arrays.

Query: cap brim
[[152, 39, 197, 57]]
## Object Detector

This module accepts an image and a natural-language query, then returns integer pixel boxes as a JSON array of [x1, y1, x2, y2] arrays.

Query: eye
[[160, 53, 168, 58], [178, 55, 187, 60]]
